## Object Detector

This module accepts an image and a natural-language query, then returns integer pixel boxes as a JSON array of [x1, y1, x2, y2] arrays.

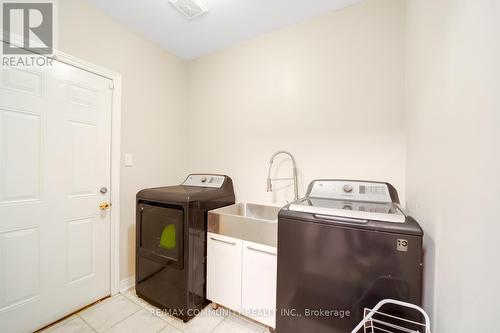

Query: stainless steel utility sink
[[208, 203, 281, 247]]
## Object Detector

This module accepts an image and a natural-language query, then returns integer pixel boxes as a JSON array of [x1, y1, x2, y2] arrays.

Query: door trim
[[0, 33, 122, 296], [53, 50, 122, 296]]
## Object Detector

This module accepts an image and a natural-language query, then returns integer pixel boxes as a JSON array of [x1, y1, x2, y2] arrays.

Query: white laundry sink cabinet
[[207, 203, 279, 328]]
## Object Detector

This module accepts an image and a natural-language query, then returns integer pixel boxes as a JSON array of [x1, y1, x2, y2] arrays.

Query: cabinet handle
[[247, 246, 276, 256], [210, 237, 236, 245]]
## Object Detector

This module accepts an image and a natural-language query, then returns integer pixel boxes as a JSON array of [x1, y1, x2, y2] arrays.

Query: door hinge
[[109, 80, 115, 90]]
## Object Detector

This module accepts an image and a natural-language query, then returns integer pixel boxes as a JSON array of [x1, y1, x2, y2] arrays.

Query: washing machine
[[276, 179, 423, 333], [135, 174, 235, 321]]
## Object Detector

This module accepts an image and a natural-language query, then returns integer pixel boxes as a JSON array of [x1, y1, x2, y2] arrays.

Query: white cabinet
[[207, 232, 277, 328], [207, 232, 242, 311], [242, 241, 277, 328]]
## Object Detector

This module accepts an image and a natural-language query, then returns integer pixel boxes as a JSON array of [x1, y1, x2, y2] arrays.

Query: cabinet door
[[207, 232, 242, 311], [242, 241, 277, 328]]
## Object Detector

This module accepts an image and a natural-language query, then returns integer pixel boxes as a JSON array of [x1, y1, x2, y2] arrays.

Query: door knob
[[100, 187, 108, 194], [99, 202, 111, 210]]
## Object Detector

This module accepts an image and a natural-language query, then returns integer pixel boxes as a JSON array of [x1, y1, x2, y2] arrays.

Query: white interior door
[[0, 60, 113, 333]]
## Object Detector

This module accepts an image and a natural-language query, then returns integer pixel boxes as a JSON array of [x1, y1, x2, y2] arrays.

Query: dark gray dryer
[[276, 180, 423, 333], [136, 174, 235, 322]]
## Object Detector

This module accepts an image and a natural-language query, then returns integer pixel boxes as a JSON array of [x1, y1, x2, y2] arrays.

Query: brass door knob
[[99, 202, 111, 210]]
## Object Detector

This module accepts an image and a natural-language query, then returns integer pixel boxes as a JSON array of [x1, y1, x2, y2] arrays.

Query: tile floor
[[40, 289, 271, 333]]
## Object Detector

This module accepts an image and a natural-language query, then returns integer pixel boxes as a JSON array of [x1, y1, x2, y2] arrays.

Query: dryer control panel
[[181, 174, 226, 188], [308, 180, 393, 203]]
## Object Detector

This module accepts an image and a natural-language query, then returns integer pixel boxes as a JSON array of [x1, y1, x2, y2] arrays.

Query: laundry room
[[0, 0, 498, 332]]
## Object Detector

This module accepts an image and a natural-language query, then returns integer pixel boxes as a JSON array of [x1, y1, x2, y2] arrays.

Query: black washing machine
[[136, 174, 235, 321], [276, 180, 423, 333]]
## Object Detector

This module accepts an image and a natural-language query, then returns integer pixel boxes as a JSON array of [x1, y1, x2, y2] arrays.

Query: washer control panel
[[308, 180, 393, 203], [182, 174, 226, 188]]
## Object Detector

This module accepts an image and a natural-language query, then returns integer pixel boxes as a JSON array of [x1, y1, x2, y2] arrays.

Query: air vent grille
[[169, 0, 208, 20]]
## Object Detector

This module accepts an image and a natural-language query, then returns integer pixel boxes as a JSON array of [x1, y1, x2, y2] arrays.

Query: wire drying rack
[[351, 299, 431, 333]]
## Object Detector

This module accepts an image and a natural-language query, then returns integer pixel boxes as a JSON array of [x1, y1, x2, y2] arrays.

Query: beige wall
[[58, 0, 188, 279], [186, 0, 406, 205], [405, 0, 500, 330]]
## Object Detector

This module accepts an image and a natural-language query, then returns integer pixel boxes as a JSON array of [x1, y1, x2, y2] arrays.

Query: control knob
[[343, 184, 353, 193]]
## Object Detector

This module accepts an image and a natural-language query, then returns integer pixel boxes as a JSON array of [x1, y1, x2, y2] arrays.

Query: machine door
[[139, 203, 184, 268]]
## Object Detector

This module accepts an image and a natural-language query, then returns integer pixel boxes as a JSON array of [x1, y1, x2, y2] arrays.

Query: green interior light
[[160, 224, 176, 249]]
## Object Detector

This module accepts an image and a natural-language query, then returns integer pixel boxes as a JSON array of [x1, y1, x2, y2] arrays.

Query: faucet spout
[[266, 150, 299, 201]]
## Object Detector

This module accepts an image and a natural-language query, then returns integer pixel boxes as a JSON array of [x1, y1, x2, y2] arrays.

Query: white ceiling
[[85, 0, 362, 60]]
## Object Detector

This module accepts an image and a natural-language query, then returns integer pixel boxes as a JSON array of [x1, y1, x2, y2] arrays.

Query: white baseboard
[[119, 275, 135, 293]]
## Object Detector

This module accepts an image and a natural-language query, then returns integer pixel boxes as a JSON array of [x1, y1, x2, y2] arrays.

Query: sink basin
[[213, 202, 280, 221], [208, 203, 281, 247]]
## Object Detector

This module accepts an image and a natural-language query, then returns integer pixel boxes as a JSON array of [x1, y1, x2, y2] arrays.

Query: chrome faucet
[[266, 151, 299, 201]]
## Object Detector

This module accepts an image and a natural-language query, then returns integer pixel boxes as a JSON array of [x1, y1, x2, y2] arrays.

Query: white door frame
[[0, 38, 122, 296]]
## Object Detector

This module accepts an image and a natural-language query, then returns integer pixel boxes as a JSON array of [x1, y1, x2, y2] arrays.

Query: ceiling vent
[[169, 0, 208, 20]]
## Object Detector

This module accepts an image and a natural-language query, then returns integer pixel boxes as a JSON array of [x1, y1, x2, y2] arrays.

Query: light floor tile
[[142, 302, 177, 323], [79, 295, 141, 332], [169, 306, 228, 333], [39, 314, 79, 332], [157, 324, 184, 333], [106, 309, 168, 333], [43, 317, 95, 333], [213, 314, 266, 333], [121, 289, 175, 323], [40, 291, 271, 333], [121, 289, 150, 308]]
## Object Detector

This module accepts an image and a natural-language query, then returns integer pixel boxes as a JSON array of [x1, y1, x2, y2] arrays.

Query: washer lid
[[289, 197, 406, 223], [307, 180, 397, 203]]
